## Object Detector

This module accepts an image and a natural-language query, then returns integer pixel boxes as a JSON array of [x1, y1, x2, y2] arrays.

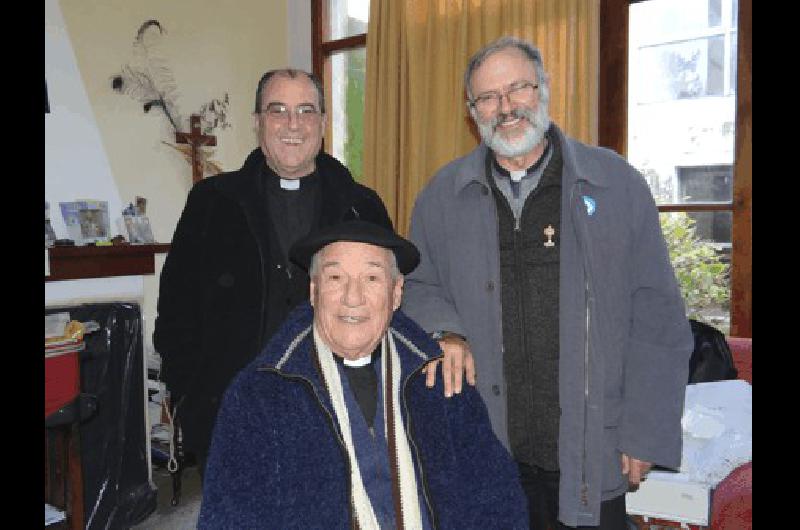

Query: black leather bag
[[688, 319, 739, 383]]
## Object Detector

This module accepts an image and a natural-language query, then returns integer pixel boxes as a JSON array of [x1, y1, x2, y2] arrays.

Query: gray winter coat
[[401, 124, 693, 527]]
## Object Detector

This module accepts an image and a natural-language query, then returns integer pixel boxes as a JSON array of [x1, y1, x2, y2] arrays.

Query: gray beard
[[478, 105, 550, 158]]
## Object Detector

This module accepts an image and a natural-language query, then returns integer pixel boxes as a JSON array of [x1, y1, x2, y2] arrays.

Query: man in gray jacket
[[402, 36, 694, 529]]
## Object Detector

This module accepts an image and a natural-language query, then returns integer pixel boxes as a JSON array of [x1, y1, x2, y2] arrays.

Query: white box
[[626, 472, 711, 526]]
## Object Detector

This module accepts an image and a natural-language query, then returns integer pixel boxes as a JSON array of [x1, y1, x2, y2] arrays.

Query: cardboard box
[[626, 472, 711, 526]]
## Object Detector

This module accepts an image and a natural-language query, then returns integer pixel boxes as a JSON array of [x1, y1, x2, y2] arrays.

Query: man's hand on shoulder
[[422, 332, 476, 398]]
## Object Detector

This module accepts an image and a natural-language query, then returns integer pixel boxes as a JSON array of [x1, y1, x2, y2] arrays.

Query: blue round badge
[[582, 195, 596, 216]]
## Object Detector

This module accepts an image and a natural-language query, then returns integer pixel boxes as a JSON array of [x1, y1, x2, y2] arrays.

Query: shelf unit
[[46, 244, 170, 282]]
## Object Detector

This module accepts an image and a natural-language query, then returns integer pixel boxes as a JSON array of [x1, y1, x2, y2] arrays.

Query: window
[[677, 165, 732, 245], [600, 0, 751, 336], [312, 0, 370, 181], [629, 0, 737, 333]]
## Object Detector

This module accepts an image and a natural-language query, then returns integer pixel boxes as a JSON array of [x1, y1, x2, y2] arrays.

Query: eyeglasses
[[469, 81, 539, 114], [261, 102, 321, 124]]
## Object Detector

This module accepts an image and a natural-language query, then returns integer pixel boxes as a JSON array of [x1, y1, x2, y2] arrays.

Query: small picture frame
[[124, 214, 155, 244], [45, 219, 56, 247], [45, 201, 56, 247], [59, 202, 83, 244], [79, 208, 108, 240], [59, 200, 110, 244]]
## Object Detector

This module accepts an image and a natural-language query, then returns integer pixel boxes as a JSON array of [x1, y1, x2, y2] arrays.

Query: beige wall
[[60, 0, 288, 242], [57, 0, 289, 357]]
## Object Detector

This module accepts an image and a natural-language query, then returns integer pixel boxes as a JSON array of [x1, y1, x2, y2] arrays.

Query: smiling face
[[255, 73, 326, 179], [310, 241, 403, 361], [468, 47, 550, 165]]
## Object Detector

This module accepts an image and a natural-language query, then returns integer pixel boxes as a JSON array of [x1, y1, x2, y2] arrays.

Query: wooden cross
[[175, 114, 217, 183]]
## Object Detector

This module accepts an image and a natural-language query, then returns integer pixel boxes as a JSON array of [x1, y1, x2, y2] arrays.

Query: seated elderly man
[[198, 220, 528, 529]]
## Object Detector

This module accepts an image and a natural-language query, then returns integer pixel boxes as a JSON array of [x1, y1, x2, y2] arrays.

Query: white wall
[[45, 0, 308, 358], [288, 0, 312, 72], [45, 0, 140, 305], [45, 0, 124, 241]]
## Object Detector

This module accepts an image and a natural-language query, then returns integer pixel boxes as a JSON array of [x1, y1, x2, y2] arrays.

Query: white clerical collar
[[280, 178, 301, 190], [494, 137, 551, 183], [343, 355, 372, 367], [509, 169, 526, 182]]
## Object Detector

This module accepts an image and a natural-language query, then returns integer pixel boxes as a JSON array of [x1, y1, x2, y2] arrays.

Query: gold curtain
[[363, 0, 599, 234]]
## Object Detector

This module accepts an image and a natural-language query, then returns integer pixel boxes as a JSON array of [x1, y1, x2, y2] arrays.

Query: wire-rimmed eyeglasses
[[469, 81, 539, 114], [261, 102, 321, 124]]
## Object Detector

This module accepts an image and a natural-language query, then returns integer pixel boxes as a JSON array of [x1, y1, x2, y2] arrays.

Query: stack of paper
[[45, 337, 85, 358], [45, 503, 66, 526]]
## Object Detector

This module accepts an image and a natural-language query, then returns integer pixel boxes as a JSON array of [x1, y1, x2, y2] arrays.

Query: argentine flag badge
[[582, 195, 596, 216]]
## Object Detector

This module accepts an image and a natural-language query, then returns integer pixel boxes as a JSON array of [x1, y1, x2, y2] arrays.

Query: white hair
[[464, 36, 551, 156], [464, 36, 551, 108]]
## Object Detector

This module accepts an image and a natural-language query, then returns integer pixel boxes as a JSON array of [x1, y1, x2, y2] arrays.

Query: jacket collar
[[215, 148, 356, 203], [209, 149, 359, 264], [453, 123, 610, 195]]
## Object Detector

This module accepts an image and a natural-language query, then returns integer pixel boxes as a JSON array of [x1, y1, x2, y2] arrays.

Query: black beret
[[289, 220, 420, 275]]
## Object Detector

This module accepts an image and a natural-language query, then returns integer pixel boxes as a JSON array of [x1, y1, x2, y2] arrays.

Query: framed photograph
[[124, 215, 155, 244], [59, 200, 109, 244], [59, 202, 83, 243], [77, 200, 109, 243], [45, 202, 56, 247], [45, 219, 56, 247], [79, 208, 107, 240]]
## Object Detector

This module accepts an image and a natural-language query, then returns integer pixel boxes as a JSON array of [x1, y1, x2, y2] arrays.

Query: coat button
[[492, 385, 501, 396], [487, 281, 495, 292]]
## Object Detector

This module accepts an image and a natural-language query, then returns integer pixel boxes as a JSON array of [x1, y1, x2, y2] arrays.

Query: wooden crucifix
[[175, 114, 217, 183]]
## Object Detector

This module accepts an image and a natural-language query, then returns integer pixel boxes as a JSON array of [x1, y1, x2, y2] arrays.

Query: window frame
[[599, 0, 751, 337], [311, 1, 367, 76], [310, 0, 753, 337], [311, 0, 368, 153]]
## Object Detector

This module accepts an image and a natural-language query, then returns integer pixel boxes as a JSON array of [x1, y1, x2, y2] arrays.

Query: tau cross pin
[[543, 224, 556, 247]]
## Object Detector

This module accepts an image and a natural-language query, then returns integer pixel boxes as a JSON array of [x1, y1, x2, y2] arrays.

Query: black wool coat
[[153, 148, 392, 460]]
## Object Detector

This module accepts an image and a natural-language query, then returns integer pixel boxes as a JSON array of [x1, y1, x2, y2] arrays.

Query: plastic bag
[[688, 319, 738, 383], [679, 380, 752, 486]]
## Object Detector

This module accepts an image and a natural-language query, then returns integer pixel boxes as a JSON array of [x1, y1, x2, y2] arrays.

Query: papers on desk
[[45, 503, 66, 526], [45, 317, 100, 357], [45, 336, 86, 358], [45, 312, 71, 339]]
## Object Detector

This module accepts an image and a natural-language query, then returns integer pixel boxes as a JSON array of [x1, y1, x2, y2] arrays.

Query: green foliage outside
[[344, 51, 366, 182], [660, 212, 730, 322]]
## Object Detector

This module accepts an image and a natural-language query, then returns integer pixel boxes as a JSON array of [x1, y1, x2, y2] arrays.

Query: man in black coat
[[153, 69, 392, 476]]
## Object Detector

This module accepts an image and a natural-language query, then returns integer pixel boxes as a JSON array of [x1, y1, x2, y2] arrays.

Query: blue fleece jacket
[[198, 302, 529, 529]]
